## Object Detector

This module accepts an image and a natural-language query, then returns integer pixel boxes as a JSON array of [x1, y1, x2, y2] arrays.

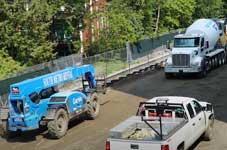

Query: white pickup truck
[[106, 96, 214, 150]]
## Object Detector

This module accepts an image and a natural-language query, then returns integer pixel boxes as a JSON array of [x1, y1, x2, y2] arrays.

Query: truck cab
[[165, 19, 226, 78], [165, 34, 207, 74]]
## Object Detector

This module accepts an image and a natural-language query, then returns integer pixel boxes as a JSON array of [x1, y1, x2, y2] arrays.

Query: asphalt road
[[1, 64, 227, 150]]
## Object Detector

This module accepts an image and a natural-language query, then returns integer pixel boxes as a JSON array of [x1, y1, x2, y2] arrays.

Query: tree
[[161, 0, 196, 30], [0, 0, 88, 79], [90, 0, 144, 54], [194, 0, 224, 19], [0, 0, 55, 64], [0, 51, 24, 80]]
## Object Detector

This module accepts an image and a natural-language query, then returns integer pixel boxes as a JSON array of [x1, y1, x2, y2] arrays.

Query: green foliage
[[194, 0, 224, 19], [0, 52, 24, 80], [0, 0, 55, 64], [90, 0, 145, 54], [161, 0, 196, 30], [0, 0, 87, 79]]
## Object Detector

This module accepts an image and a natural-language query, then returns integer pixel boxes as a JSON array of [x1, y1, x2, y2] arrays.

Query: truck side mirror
[[206, 104, 213, 112]]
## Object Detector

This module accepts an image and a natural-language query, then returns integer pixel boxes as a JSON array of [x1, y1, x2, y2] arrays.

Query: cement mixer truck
[[165, 19, 227, 78]]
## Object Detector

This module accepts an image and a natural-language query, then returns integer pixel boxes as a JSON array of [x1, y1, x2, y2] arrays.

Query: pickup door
[[191, 100, 206, 137], [184, 101, 206, 149], [108, 139, 161, 150]]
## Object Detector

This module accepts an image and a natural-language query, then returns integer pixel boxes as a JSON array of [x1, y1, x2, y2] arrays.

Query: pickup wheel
[[48, 108, 69, 139], [86, 92, 100, 120], [177, 145, 184, 150], [203, 117, 214, 141]]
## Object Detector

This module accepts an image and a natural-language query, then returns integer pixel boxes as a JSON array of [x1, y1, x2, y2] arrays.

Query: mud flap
[[44, 108, 58, 120]]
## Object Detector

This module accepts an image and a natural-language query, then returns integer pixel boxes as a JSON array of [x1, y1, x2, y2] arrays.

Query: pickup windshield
[[174, 37, 200, 48]]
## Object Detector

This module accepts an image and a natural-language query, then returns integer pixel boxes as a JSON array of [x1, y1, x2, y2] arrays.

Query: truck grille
[[172, 54, 190, 67]]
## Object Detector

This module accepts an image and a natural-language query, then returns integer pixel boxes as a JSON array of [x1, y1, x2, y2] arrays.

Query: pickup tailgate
[[108, 139, 161, 150]]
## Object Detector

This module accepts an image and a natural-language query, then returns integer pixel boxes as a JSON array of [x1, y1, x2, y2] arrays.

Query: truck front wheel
[[165, 73, 173, 79], [86, 92, 100, 120], [48, 108, 69, 139], [203, 118, 214, 141], [177, 144, 184, 150]]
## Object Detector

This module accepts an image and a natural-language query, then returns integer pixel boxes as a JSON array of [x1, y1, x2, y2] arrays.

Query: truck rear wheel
[[211, 57, 215, 69], [221, 53, 226, 65], [48, 108, 69, 139], [218, 54, 222, 66], [214, 56, 218, 68], [86, 92, 100, 120]]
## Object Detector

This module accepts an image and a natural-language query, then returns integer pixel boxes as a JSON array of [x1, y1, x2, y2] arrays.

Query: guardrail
[[105, 50, 171, 83]]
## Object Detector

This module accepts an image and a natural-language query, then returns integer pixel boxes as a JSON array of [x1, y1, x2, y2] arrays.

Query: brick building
[[80, 0, 106, 54]]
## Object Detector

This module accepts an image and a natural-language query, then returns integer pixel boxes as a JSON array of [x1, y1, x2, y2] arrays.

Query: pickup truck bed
[[109, 116, 187, 141], [107, 97, 214, 150]]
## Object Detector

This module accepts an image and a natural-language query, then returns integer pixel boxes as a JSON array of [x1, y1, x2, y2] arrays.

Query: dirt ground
[[1, 64, 227, 150]]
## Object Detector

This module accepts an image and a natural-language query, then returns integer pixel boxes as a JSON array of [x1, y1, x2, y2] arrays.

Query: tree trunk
[[155, 0, 160, 34]]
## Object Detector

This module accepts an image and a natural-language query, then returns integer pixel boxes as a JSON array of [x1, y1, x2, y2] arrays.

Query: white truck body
[[106, 96, 214, 150], [165, 19, 227, 77]]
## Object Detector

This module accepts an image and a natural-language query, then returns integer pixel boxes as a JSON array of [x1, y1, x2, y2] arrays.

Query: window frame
[[192, 100, 202, 115], [186, 103, 195, 119]]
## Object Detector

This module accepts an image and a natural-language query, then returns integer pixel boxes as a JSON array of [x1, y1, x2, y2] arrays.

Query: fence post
[[148, 54, 150, 66], [105, 52, 108, 79], [126, 42, 132, 74]]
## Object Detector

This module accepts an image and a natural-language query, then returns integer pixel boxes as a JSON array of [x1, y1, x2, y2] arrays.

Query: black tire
[[86, 92, 100, 120], [211, 57, 215, 69], [218, 53, 222, 66], [165, 73, 172, 79], [0, 121, 8, 138], [48, 108, 69, 139], [206, 59, 211, 71], [203, 118, 214, 141], [214, 56, 218, 68], [1, 121, 20, 139], [198, 70, 207, 78], [221, 53, 226, 65], [198, 61, 207, 78], [177, 145, 184, 150]]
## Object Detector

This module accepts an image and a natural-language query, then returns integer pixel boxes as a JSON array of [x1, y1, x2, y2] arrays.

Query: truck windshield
[[174, 37, 200, 48]]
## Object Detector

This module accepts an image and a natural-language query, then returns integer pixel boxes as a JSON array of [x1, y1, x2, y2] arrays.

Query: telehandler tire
[[1, 121, 20, 139], [48, 108, 69, 139], [86, 92, 100, 120]]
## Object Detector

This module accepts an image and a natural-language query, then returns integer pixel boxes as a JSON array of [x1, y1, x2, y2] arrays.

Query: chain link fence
[[0, 29, 184, 101], [83, 29, 184, 78]]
